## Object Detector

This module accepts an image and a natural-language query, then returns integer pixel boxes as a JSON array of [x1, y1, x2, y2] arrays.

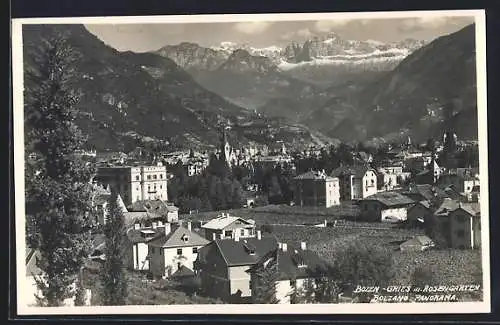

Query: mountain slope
[[22, 25, 270, 151], [304, 23, 478, 143]]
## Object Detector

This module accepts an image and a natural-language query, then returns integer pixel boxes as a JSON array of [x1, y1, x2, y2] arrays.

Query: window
[[192, 247, 198, 254], [151, 247, 155, 254], [136, 175, 140, 181], [290, 279, 296, 287], [241, 229, 245, 236], [147, 175, 151, 180], [177, 248, 183, 255], [154, 174, 157, 180], [160, 185, 162, 189], [160, 249, 163, 256], [160, 174, 163, 179]]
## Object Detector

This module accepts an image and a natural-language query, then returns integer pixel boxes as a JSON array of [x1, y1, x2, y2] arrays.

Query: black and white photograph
[[12, 10, 490, 315]]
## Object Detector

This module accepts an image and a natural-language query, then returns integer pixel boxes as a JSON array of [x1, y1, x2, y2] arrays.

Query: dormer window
[[181, 234, 189, 243]]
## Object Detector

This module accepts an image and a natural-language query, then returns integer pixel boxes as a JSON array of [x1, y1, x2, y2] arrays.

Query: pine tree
[[252, 250, 280, 304], [25, 35, 96, 307], [100, 189, 128, 305]]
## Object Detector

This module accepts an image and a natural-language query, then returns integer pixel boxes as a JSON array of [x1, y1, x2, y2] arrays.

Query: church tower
[[220, 126, 231, 165]]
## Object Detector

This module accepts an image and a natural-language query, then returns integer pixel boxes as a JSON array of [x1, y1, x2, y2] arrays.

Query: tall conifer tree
[[24, 35, 95, 306], [100, 189, 128, 305]]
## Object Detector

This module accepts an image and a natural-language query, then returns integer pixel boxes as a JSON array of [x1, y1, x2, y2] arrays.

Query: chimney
[[257, 230, 262, 240], [164, 222, 171, 236], [152, 221, 157, 229], [187, 221, 192, 232], [134, 223, 140, 230], [234, 232, 240, 242], [220, 233, 224, 239], [301, 242, 307, 251], [278, 242, 282, 249], [282, 243, 288, 252], [157, 220, 163, 227]]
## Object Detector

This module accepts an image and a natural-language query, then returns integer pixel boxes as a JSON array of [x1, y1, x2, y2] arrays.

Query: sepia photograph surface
[[12, 10, 490, 315]]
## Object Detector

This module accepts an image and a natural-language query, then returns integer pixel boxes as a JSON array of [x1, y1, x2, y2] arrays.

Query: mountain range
[[23, 23, 478, 152], [155, 24, 477, 144], [304, 23, 478, 143], [23, 24, 328, 152], [153, 32, 428, 121]]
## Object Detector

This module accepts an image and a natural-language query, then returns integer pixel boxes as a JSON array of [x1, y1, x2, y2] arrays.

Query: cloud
[[234, 21, 273, 34], [280, 28, 315, 41], [398, 16, 472, 32], [314, 19, 351, 32]]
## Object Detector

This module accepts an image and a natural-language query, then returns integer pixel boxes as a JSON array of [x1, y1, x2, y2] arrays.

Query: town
[[25, 125, 482, 306]]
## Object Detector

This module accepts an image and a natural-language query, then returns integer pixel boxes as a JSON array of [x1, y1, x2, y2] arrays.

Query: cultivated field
[[270, 223, 483, 299], [181, 203, 361, 226]]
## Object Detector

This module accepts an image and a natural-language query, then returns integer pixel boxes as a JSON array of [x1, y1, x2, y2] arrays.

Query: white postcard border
[[12, 9, 490, 315]]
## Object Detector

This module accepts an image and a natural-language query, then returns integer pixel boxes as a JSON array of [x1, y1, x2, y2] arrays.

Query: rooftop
[[248, 246, 331, 281], [363, 191, 415, 207], [434, 198, 461, 217], [401, 235, 434, 247], [331, 165, 374, 178], [128, 200, 179, 214], [198, 236, 278, 267], [201, 214, 253, 230], [126, 226, 166, 244], [402, 184, 449, 201], [455, 202, 481, 217], [294, 170, 337, 181], [147, 225, 209, 248]]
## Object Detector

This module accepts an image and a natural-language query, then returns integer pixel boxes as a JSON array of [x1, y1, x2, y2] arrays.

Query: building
[[399, 235, 435, 252], [406, 201, 431, 226], [400, 184, 449, 202], [332, 166, 378, 201], [201, 213, 256, 241], [194, 232, 277, 303], [293, 170, 340, 208], [247, 241, 331, 304], [414, 159, 444, 185], [95, 165, 169, 206], [448, 202, 481, 249], [359, 192, 415, 223], [438, 173, 480, 195], [125, 217, 167, 271], [127, 199, 179, 223], [148, 222, 209, 279], [24, 248, 92, 307]]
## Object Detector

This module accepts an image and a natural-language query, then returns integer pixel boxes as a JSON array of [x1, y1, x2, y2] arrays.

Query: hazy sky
[[85, 16, 475, 52]]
